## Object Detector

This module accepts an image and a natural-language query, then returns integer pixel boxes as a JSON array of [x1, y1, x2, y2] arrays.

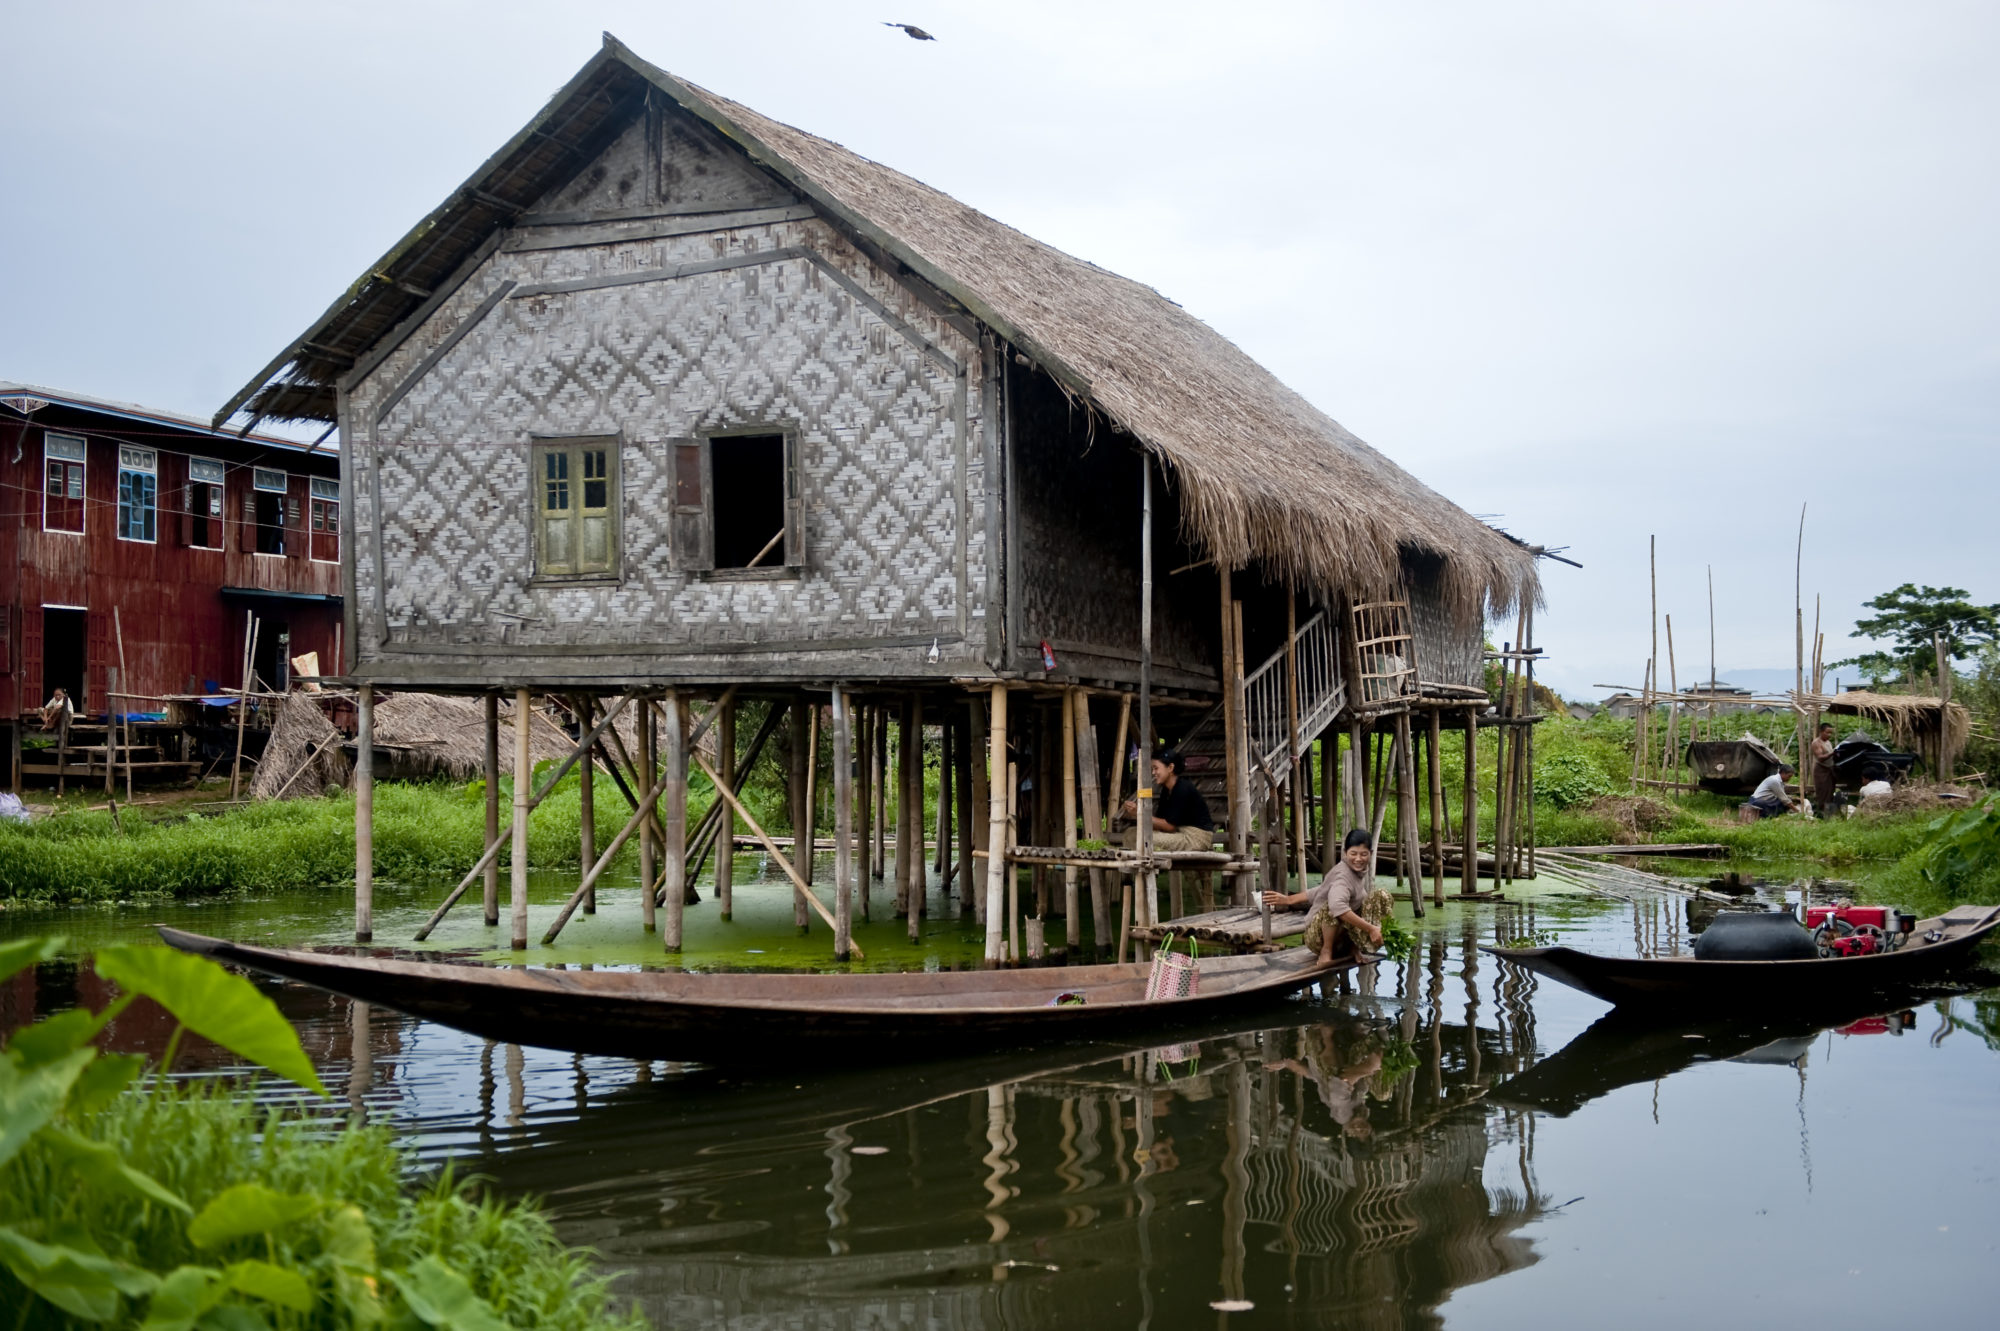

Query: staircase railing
[[1179, 610, 1345, 810]]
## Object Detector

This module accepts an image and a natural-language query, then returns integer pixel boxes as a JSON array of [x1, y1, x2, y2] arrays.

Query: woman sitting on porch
[[1118, 749, 1215, 853]]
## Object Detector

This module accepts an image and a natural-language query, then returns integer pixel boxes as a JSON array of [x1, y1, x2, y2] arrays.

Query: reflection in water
[[13, 890, 1998, 1329]]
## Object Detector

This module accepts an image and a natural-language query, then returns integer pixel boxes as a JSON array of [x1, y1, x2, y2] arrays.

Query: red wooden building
[[2, 383, 342, 782]]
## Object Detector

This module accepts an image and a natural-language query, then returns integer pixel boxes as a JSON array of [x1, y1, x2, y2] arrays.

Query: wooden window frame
[[671, 427, 803, 581], [42, 432, 86, 535], [309, 476, 340, 564], [530, 435, 623, 583], [184, 456, 225, 549], [250, 468, 290, 557], [115, 444, 158, 544]]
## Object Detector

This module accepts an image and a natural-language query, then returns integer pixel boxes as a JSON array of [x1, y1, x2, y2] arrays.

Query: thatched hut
[[1810, 690, 1970, 775], [216, 35, 1548, 959]]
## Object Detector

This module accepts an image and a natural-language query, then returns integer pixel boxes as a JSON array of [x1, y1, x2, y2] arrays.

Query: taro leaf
[[39, 1125, 192, 1213], [94, 946, 326, 1095], [0, 1222, 159, 1322], [187, 1185, 319, 1249], [387, 1257, 510, 1331], [139, 1265, 224, 1331], [7, 1007, 100, 1064], [0, 935, 64, 986], [69, 1053, 146, 1115], [0, 1046, 96, 1170], [223, 1260, 314, 1313]]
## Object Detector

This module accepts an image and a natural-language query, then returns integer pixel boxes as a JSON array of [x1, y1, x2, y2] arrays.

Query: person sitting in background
[[37, 688, 71, 732], [1740, 763, 1800, 821], [1858, 766, 1895, 805], [1118, 749, 1214, 853], [1263, 828, 1391, 964]]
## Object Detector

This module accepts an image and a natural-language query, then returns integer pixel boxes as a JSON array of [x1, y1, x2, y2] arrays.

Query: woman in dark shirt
[[1119, 749, 1215, 852]]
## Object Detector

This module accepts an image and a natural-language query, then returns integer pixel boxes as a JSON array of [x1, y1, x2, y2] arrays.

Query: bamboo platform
[[1128, 906, 1311, 951], [975, 844, 1261, 873]]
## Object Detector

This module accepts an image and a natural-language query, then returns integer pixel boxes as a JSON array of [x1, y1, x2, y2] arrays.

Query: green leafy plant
[[1377, 916, 1416, 963], [0, 938, 635, 1328], [1534, 751, 1615, 810], [1918, 794, 2000, 897], [1075, 838, 1108, 853]]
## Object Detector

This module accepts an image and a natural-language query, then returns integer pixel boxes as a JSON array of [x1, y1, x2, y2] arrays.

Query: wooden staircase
[[1175, 609, 1346, 815]]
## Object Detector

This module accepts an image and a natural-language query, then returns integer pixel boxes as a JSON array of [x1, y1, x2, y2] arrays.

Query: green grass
[[1, 1078, 641, 1329]]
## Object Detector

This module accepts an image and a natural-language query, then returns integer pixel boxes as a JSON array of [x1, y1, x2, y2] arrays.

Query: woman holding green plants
[[1262, 829, 1392, 964]]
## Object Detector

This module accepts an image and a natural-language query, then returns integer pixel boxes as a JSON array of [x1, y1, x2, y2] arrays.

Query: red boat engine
[[1806, 902, 1913, 959]]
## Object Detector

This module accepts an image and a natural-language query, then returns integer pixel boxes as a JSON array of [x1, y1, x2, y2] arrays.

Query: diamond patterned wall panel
[[349, 219, 986, 672]]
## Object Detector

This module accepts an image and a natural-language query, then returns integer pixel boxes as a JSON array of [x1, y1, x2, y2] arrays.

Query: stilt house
[[218, 36, 1543, 961]]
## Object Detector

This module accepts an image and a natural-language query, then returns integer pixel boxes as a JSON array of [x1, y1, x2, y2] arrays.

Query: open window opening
[[253, 468, 289, 555], [712, 434, 787, 569], [186, 457, 224, 548]]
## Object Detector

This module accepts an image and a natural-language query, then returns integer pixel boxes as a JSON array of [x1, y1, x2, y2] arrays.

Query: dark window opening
[[711, 434, 787, 569], [255, 492, 287, 555], [42, 609, 86, 711], [187, 482, 223, 547], [253, 621, 291, 693]]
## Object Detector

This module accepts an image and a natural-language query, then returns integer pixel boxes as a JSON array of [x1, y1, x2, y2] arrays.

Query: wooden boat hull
[[159, 929, 1342, 1064], [1482, 905, 2000, 1012], [1685, 738, 1783, 796]]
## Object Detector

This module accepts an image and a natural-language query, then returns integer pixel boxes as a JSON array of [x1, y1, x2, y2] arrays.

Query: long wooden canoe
[[158, 928, 1341, 1064], [1482, 904, 2000, 1011]]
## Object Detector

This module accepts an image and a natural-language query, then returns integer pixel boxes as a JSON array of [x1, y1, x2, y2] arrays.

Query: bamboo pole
[[1137, 455, 1154, 935], [230, 611, 256, 801], [113, 608, 132, 803], [1285, 590, 1307, 891], [832, 686, 854, 961], [1231, 598, 1254, 909], [1219, 566, 1248, 903], [1061, 687, 1080, 952], [1395, 711, 1424, 916], [482, 693, 500, 924], [1522, 602, 1538, 879], [509, 687, 531, 950], [1007, 759, 1021, 961], [691, 748, 861, 957], [872, 706, 888, 883], [661, 694, 686, 952], [1707, 565, 1718, 745], [1068, 690, 1105, 951], [969, 696, 989, 925], [1461, 706, 1479, 895], [637, 699, 657, 934], [956, 708, 976, 917], [983, 685, 1009, 964], [905, 693, 924, 942], [1321, 729, 1338, 874], [855, 702, 871, 920], [716, 697, 735, 921], [791, 697, 810, 931], [803, 701, 820, 888], [1107, 693, 1132, 817], [935, 712, 952, 878], [1663, 615, 1680, 784], [1794, 504, 1807, 775], [576, 696, 596, 915], [542, 745, 681, 946], [1426, 706, 1445, 905], [355, 683, 374, 942]]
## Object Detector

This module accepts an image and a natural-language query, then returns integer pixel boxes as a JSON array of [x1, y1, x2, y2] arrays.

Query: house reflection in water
[[465, 923, 1552, 1328]]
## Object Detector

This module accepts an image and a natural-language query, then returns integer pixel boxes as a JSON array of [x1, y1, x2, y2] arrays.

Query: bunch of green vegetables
[[1377, 916, 1416, 962], [0, 936, 635, 1329]]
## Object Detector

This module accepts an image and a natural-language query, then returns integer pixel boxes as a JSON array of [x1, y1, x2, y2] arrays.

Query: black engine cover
[[1692, 911, 1818, 961]]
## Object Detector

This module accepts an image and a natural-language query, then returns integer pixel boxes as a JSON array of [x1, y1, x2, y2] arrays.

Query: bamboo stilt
[[1395, 711, 1423, 916], [1072, 689, 1108, 952], [906, 693, 924, 942], [832, 686, 854, 962], [661, 693, 686, 952], [1426, 706, 1445, 905], [791, 697, 810, 931], [956, 708, 976, 917], [1006, 759, 1021, 962], [716, 698, 735, 921], [1062, 688, 1079, 952], [355, 683, 374, 943], [482, 693, 500, 925], [1461, 706, 1479, 896], [970, 696, 990, 927], [803, 702, 820, 888], [691, 748, 860, 958], [577, 696, 596, 915], [872, 706, 888, 883], [510, 687, 531, 950]]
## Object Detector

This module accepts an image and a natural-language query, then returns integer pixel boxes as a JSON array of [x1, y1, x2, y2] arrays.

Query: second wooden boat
[[1482, 904, 2000, 1011], [159, 928, 1341, 1064]]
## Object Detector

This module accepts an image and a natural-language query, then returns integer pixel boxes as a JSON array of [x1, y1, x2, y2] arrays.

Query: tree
[[1833, 584, 2000, 682]]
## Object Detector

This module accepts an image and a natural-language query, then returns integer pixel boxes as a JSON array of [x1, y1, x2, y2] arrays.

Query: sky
[[4, 1, 1994, 698]]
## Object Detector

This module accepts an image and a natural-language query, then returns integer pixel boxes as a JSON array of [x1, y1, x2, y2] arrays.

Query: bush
[[0, 936, 639, 1328], [1536, 752, 1614, 809]]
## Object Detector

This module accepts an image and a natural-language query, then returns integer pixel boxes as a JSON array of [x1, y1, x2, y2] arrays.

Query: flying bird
[[882, 22, 935, 40]]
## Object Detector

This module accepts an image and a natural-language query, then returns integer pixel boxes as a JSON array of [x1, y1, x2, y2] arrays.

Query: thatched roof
[[216, 35, 1539, 616], [1809, 690, 1970, 767]]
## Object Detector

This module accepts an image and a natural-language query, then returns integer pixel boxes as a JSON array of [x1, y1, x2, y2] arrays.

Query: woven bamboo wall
[[345, 190, 988, 683]]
